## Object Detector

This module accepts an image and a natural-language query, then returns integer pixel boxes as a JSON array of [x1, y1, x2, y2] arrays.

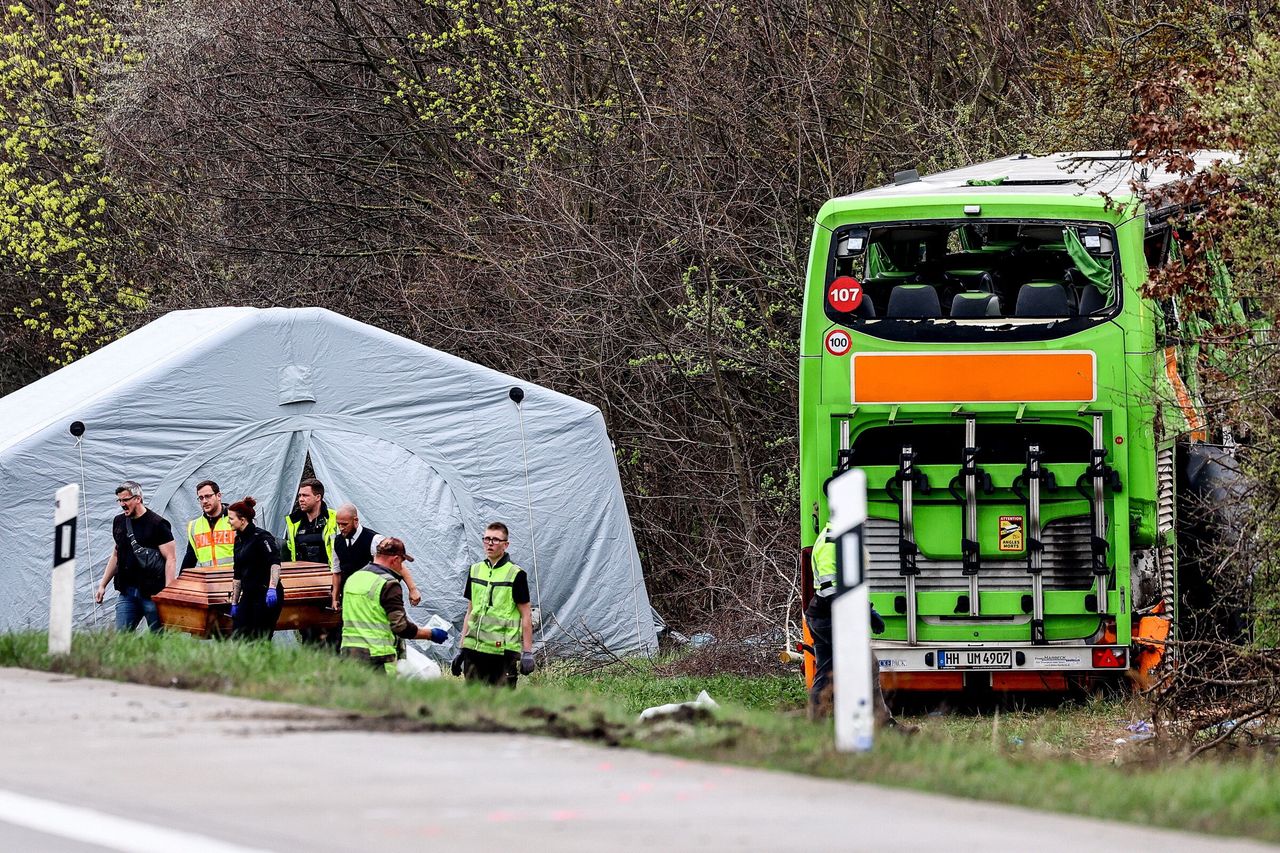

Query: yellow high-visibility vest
[[187, 514, 235, 570]]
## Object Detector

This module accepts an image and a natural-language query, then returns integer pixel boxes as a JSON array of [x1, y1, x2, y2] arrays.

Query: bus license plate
[[937, 649, 1012, 669]]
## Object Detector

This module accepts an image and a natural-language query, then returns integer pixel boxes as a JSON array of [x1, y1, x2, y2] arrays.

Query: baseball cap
[[376, 537, 415, 562]]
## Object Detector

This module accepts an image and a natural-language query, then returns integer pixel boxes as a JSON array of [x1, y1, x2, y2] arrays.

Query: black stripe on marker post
[[53, 518, 77, 565]]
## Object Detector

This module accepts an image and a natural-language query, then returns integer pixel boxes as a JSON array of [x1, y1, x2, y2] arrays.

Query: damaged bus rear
[[798, 151, 1227, 692]]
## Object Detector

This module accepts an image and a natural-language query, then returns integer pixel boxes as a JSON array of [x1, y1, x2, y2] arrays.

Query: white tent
[[0, 307, 656, 654]]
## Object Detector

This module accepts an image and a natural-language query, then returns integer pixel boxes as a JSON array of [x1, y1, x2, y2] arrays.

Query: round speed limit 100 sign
[[824, 328, 852, 357]]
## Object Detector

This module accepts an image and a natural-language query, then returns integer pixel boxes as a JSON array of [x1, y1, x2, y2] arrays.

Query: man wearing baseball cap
[[340, 537, 447, 673]]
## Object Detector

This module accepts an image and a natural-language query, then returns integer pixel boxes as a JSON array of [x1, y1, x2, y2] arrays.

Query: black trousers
[[807, 610, 891, 720], [462, 649, 520, 688], [232, 584, 283, 641]]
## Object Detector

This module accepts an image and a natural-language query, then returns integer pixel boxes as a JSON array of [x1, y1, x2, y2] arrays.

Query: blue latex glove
[[265, 588, 279, 607], [520, 651, 536, 675], [870, 605, 886, 635], [428, 627, 448, 643], [229, 603, 239, 618]]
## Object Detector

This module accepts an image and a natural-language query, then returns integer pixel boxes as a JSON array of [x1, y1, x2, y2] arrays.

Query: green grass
[[548, 660, 807, 713], [4, 630, 1280, 842]]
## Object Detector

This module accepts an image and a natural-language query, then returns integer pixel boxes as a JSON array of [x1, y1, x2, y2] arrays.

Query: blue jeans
[[115, 587, 161, 633]]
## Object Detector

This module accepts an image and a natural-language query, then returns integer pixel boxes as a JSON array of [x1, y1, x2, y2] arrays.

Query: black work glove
[[870, 605, 886, 635], [450, 654, 464, 677], [520, 651, 536, 675]]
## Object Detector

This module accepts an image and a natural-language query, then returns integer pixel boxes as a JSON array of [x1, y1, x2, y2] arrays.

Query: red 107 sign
[[824, 328, 852, 357], [827, 276, 863, 312]]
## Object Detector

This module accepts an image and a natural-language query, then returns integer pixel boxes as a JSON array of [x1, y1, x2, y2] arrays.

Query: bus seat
[[950, 292, 1000, 318], [1015, 282, 1071, 318], [855, 295, 877, 318], [1078, 285, 1107, 315], [944, 269, 998, 293], [887, 284, 941, 318]]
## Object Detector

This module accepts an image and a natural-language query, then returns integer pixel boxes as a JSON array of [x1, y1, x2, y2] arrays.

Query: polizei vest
[[462, 560, 523, 655], [187, 514, 235, 570]]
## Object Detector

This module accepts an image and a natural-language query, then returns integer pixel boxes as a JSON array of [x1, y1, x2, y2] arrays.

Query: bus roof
[[835, 150, 1234, 203]]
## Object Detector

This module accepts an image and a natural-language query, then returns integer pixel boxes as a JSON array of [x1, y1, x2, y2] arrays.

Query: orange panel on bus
[[852, 352, 1095, 404]]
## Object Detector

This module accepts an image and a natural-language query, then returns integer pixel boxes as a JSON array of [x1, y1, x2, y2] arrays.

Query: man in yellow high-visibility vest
[[284, 478, 340, 646], [340, 538, 447, 673], [181, 480, 235, 574], [455, 522, 535, 687]]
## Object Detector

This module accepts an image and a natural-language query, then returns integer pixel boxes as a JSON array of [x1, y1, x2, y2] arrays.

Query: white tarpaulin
[[0, 307, 656, 654]]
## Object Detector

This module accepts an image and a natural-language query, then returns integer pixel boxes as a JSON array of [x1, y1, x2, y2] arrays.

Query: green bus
[[799, 151, 1229, 693]]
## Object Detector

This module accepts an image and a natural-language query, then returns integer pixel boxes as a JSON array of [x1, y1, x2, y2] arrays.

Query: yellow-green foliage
[[0, 0, 139, 362], [393, 0, 582, 162]]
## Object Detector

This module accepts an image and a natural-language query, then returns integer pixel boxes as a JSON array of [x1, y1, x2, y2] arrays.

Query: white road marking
[[0, 789, 276, 853]]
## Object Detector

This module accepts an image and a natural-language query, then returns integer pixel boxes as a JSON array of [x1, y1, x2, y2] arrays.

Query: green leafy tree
[[0, 0, 141, 375]]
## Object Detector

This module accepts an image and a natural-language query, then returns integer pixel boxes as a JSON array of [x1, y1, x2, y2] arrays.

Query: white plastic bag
[[638, 689, 719, 722], [396, 643, 442, 680]]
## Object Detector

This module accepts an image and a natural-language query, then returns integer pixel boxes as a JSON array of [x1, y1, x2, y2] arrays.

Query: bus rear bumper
[[874, 643, 1128, 674]]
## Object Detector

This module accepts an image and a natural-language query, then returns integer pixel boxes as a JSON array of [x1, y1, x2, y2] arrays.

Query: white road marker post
[[827, 468, 872, 752], [50, 483, 80, 655]]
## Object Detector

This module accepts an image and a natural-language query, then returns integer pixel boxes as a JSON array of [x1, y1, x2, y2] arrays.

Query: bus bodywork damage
[[798, 152, 1232, 693]]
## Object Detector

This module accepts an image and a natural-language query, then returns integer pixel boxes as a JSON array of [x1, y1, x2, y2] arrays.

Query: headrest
[[1015, 282, 1070, 318], [950, 292, 1000, 319], [887, 285, 941, 319]]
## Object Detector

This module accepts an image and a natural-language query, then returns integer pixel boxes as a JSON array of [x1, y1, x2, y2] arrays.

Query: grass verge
[[3, 630, 1279, 842]]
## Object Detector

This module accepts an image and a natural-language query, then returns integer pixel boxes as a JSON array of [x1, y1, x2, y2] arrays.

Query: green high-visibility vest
[[340, 567, 398, 674], [284, 508, 337, 566], [812, 524, 837, 599], [187, 514, 235, 570], [462, 559, 523, 656]]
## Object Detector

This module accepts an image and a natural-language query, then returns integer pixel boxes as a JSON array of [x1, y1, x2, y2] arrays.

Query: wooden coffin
[[153, 561, 342, 638]]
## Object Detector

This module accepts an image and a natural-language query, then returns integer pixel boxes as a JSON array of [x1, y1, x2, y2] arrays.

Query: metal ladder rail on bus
[[949, 414, 992, 616], [1013, 443, 1057, 645], [890, 445, 924, 646], [1076, 413, 1122, 614]]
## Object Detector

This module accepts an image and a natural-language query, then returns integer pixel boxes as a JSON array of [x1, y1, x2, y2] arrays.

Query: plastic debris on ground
[[688, 632, 715, 649], [397, 644, 442, 680], [1211, 717, 1265, 733], [638, 689, 719, 723]]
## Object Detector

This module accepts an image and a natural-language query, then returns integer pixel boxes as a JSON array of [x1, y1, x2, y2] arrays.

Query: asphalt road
[[0, 668, 1272, 852]]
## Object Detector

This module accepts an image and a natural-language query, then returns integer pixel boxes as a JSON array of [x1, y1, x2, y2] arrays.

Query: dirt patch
[[46, 657, 231, 693], [282, 707, 633, 747]]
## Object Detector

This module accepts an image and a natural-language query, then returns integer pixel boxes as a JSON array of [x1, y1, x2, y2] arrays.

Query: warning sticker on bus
[[998, 516, 1024, 552]]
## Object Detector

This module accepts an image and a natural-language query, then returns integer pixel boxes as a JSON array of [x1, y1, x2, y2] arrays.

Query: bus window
[[825, 220, 1119, 332]]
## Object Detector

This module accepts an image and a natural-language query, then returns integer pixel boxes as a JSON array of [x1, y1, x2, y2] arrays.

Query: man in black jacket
[[94, 480, 176, 632], [284, 478, 339, 646], [333, 503, 421, 610]]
